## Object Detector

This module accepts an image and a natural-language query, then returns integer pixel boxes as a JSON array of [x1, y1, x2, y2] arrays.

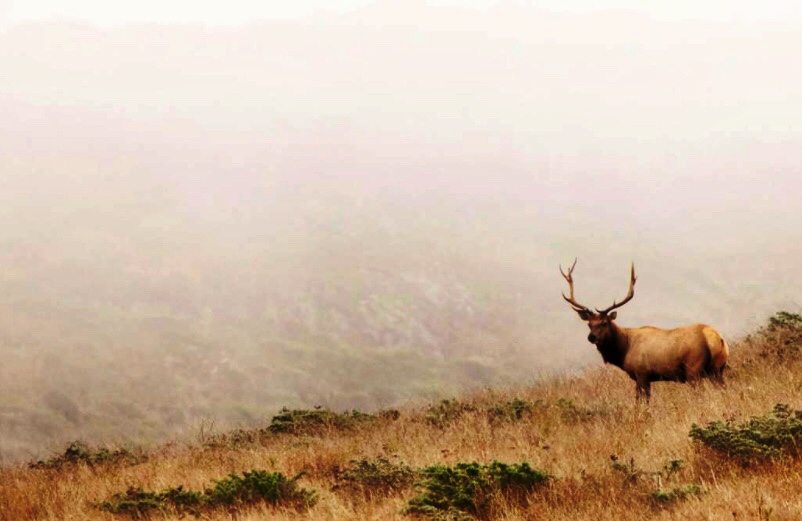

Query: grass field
[[3, 313, 802, 520]]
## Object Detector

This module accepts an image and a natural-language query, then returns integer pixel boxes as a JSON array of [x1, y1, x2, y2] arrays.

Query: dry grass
[[3, 321, 802, 520]]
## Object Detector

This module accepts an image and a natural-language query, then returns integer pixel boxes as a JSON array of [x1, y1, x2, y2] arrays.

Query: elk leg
[[635, 380, 651, 403], [711, 366, 726, 386]]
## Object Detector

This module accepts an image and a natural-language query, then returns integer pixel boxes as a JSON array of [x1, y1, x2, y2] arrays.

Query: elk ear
[[576, 309, 593, 321], [608, 311, 617, 320]]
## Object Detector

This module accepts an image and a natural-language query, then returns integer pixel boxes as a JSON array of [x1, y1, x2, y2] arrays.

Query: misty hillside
[[1, 3, 801, 462], [4, 315, 802, 520]]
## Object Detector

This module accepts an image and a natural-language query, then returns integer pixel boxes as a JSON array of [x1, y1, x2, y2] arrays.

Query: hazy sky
[[2, 0, 802, 26]]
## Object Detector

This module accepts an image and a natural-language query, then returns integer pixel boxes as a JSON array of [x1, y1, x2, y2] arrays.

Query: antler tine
[[560, 258, 591, 312], [596, 262, 637, 315]]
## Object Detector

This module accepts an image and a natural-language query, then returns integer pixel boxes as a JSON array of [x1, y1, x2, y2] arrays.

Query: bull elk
[[560, 260, 729, 402]]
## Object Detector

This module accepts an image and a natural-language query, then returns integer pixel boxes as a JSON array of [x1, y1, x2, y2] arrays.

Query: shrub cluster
[[30, 441, 145, 469], [335, 457, 417, 498], [99, 470, 317, 518], [269, 406, 398, 435], [405, 461, 551, 520], [486, 398, 541, 424], [690, 403, 802, 464], [608, 456, 703, 507], [202, 427, 272, 448], [650, 484, 704, 505], [425, 399, 477, 428], [741, 311, 802, 364], [203, 406, 401, 447]]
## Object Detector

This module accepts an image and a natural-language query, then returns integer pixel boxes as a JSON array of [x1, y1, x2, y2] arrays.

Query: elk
[[560, 260, 729, 402]]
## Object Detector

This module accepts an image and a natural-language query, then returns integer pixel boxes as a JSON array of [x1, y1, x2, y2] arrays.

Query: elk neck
[[596, 321, 629, 369]]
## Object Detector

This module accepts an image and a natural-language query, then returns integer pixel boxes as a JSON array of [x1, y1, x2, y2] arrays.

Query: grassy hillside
[[3, 312, 802, 520]]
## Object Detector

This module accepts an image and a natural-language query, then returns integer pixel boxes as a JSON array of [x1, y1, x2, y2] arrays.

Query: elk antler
[[595, 263, 637, 315], [560, 258, 592, 313]]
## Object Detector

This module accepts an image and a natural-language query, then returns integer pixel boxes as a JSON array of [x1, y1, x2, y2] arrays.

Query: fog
[[1, 2, 801, 461]]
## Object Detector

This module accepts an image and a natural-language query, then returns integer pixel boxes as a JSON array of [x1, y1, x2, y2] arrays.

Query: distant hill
[[0, 6, 801, 460]]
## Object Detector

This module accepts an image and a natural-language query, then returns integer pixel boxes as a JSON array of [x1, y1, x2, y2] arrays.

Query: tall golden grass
[[3, 318, 802, 520]]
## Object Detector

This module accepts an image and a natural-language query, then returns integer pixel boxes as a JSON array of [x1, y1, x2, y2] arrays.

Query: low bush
[[268, 407, 397, 435], [202, 427, 272, 448], [206, 470, 317, 510], [335, 457, 417, 498], [98, 469, 317, 518], [99, 486, 204, 519], [690, 404, 802, 464], [554, 398, 612, 424], [609, 455, 643, 485], [741, 311, 802, 364], [608, 456, 701, 507], [487, 398, 540, 424], [30, 441, 145, 469], [405, 461, 551, 520], [650, 484, 704, 505], [425, 399, 477, 428]]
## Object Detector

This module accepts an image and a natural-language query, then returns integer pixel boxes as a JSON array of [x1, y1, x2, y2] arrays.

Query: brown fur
[[586, 317, 729, 401], [561, 261, 729, 402]]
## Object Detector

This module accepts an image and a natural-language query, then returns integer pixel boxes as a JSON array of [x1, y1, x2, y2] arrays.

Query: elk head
[[559, 259, 637, 346]]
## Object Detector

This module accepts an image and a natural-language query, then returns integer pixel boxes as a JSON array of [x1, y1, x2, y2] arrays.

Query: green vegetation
[[650, 484, 704, 505], [425, 399, 477, 428], [768, 311, 802, 332], [268, 407, 397, 435], [335, 457, 417, 498], [201, 427, 272, 449], [486, 398, 540, 424], [405, 461, 551, 520], [554, 398, 612, 423], [202, 407, 400, 447], [98, 470, 317, 518], [98, 486, 204, 519], [741, 311, 802, 364], [29, 441, 144, 469], [690, 404, 802, 464], [766, 311, 802, 358], [608, 456, 702, 507], [609, 455, 643, 484]]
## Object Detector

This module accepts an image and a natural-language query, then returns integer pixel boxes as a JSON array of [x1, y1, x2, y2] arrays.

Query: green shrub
[[202, 427, 272, 448], [425, 399, 477, 428], [609, 455, 643, 484], [30, 441, 145, 469], [405, 461, 551, 520], [487, 398, 540, 424], [767, 311, 802, 358], [741, 311, 802, 363], [98, 486, 204, 519], [768, 311, 802, 332], [607, 457, 701, 507], [335, 457, 417, 498], [98, 470, 317, 518], [650, 484, 704, 505], [690, 404, 802, 464], [206, 470, 318, 510], [268, 407, 396, 435], [554, 398, 610, 423]]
